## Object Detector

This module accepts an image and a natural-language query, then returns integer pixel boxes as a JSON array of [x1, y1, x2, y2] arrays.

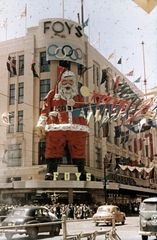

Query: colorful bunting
[[0, 19, 7, 28], [6, 56, 17, 75], [31, 62, 39, 78], [104, 154, 112, 169], [82, 18, 89, 28], [107, 51, 115, 60], [117, 58, 122, 64], [91, 37, 100, 46], [134, 76, 141, 83], [125, 70, 134, 76], [18, 5, 27, 19], [100, 69, 108, 84], [113, 75, 120, 90]]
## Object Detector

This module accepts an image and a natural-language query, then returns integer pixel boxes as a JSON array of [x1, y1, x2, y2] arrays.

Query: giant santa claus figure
[[36, 66, 89, 180]]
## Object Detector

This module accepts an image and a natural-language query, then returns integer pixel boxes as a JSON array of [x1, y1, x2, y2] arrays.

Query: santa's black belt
[[51, 106, 78, 112]]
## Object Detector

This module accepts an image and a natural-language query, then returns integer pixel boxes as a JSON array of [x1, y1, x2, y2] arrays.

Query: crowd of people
[[0, 201, 140, 221], [0, 203, 97, 220], [47, 203, 96, 219]]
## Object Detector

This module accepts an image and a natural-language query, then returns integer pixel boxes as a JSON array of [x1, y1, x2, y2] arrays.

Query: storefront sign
[[43, 20, 83, 38], [53, 172, 92, 181]]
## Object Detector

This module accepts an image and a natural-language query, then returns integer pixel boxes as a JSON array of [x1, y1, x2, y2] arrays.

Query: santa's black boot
[[45, 158, 58, 180], [73, 159, 86, 181], [73, 159, 95, 181]]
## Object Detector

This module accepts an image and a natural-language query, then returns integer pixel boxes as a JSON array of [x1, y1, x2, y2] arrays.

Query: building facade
[[0, 18, 157, 205]]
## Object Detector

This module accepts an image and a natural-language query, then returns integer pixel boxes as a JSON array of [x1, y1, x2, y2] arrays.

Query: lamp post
[[104, 158, 107, 204]]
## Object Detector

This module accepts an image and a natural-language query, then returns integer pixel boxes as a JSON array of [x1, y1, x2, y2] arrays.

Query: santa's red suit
[[36, 66, 89, 180]]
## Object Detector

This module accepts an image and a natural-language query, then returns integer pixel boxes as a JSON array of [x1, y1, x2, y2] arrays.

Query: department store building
[[0, 18, 157, 205]]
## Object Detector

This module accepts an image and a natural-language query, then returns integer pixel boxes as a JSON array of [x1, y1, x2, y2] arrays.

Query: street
[[0, 216, 156, 240]]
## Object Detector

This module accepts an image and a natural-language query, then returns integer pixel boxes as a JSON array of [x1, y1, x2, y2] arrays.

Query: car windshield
[[11, 210, 26, 217], [140, 202, 157, 211], [97, 207, 110, 212]]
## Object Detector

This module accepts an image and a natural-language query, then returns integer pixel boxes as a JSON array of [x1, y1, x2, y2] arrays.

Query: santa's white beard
[[58, 84, 78, 100]]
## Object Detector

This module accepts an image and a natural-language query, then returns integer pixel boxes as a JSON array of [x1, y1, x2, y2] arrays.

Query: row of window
[[10, 83, 24, 104], [9, 111, 23, 133], [9, 52, 91, 78], [6, 142, 101, 169], [10, 72, 102, 105], [10, 79, 50, 105], [10, 52, 103, 89], [10, 53, 50, 77]]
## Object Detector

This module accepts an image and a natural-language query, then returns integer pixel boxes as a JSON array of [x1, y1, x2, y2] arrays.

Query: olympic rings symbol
[[47, 44, 83, 60]]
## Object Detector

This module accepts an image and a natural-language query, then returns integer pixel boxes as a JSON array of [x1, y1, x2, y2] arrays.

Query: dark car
[[1, 206, 61, 240], [139, 197, 157, 240]]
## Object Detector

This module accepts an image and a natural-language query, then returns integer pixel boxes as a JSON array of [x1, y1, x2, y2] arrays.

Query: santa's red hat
[[55, 66, 75, 94]]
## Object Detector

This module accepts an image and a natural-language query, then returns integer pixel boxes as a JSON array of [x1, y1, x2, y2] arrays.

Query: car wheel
[[121, 219, 125, 225], [49, 231, 55, 237], [5, 232, 13, 240], [142, 236, 148, 240], [28, 227, 38, 239], [54, 225, 60, 236], [95, 223, 99, 226]]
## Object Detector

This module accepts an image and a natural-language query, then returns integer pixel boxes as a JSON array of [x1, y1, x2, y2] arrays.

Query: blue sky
[[0, 0, 157, 92]]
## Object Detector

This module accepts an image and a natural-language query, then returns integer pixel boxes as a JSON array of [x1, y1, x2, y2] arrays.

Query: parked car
[[92, 205, 126, 226], [1, 206, 61, 240], [139, 197, 157, 240]]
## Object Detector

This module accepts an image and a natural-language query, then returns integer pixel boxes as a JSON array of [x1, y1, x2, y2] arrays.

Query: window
[[93, 64, 100, 85], [18, 82, 24, 103], [9, 84, 15, 105], [40, 52, 50, 72], [96, 67, 99, 86], [40, 79, 50, 101], [95, 147, 102, 169], [7, 144, 22, 167], [59, 60, 70, 70], [94, 122, 101, 138], [7, 177, 21, 183], [39, 140, 46, 165], [10, 58, 16, 77], [93, 65, 95, 84], [17, 111, 23, 132], [8, 112, 14, 133], [78, 64, 83, 75], [19, 55, 24, 76]]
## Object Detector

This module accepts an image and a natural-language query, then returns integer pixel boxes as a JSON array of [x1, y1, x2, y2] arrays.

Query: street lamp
[[103, 158, 107, 204]]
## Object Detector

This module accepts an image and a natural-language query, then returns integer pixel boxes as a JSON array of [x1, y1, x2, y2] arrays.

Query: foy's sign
[[53, 172, 92, 181], [44, 20, 83, 38]]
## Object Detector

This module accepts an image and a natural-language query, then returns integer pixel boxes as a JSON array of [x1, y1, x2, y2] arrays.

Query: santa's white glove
[[36, 115, 47, 138], [36, 126, 45, 138]]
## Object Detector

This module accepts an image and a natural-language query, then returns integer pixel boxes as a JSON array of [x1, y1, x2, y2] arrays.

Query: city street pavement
[[0, 216, 156, 240], [64, 216, 156, 240]]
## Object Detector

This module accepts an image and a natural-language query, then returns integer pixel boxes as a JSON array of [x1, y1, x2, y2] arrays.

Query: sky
[[0, 0, 157, 93]]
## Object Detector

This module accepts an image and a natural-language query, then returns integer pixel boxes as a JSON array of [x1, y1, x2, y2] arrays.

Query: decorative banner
[[119, 164, 154, 173], [127, 166, 136, 172], [46, 43, 83, 64]]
